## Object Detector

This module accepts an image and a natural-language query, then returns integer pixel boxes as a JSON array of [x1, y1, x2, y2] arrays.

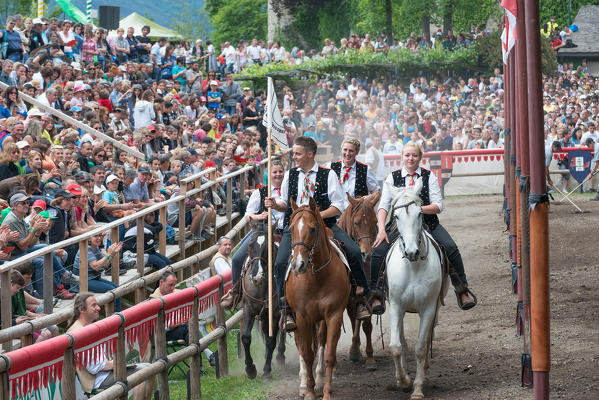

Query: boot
[[220, 281, 241, 310], [355, 295, 372, 321], [369, 290, 385, 315], [280, 297, 296, 332], [454, 284, 477, 311]]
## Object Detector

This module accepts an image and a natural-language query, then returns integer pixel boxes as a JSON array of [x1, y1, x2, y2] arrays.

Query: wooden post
[[159, 207, 167, 256], [78, 239, 88, 293], [115, 320, 127, 400], [179, 184, 187, 265], [215, 277, 229, 376], [1, 270, 12, 351], [226, 177, 232, 231], [21, 334, 33, 347], [189, 292, 201, 399], [267, 132, 274, 337], [136, 217, 145, 305], [155, 307, 169, 399], [111, 227, 120, 285], [43, 253, 53, 314], [0, 368, 9, 400], [62, 344, 76, 399], [192, 262, 200, 277]]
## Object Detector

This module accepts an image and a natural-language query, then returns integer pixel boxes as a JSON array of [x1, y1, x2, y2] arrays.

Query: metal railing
[[0, 268, 239, 400], [0, 160, 266, 351]]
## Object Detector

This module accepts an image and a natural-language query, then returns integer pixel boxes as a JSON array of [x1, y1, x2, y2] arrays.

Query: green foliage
[[473, 30, 557, 76], [239, 47, 481, 86], [171, 0, 210, 41], [0, 0, 33, 18], [539, 0, 599, 29], [209, 0, 267, 45]]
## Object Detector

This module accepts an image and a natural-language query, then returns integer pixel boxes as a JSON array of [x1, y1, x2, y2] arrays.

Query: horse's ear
[[413, 176, 423, 194], [290, 198, 298, 211], [308, 196, 317, 210], [368, 190, 381, 208], [346, 192, 358, 206]]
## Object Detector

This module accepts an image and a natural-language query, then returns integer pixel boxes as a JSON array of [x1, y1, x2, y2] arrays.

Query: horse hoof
[[349, 350, 362, 363], [400, 377, 412, 392], [303, 392, 317, 400], [262, 372, 272, 381], [364, 358, 377, 371], [245, 364, 257, 379], [411, 394, 424, 400], [276, 355, 285, 369]]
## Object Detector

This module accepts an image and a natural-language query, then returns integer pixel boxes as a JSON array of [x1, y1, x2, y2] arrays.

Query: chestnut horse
[[287, 197, 350, 400], [338, 191, 380, 370]]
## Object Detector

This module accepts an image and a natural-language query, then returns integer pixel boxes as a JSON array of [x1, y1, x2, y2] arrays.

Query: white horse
[[385, 177, 448, 399]]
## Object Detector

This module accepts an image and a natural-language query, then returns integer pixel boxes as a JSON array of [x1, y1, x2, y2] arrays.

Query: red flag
[[501, 0, 517, 64]]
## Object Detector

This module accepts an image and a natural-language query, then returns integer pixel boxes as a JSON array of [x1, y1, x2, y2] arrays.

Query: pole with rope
[[37, 0, 44, 18]]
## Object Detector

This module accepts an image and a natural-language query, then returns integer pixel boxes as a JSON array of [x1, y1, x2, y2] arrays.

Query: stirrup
[[369, 290, 386, 315], [220, 284, 241, 310], [455, 287, 478, 310], [355, 295, 372, 321]]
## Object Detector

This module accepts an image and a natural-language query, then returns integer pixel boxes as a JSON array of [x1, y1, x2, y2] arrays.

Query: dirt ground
[[257, 194, 599, 400]]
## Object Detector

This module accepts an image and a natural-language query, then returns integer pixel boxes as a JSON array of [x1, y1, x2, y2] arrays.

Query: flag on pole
[[501, 0, 517, 64], [262, 77, 289, 150]]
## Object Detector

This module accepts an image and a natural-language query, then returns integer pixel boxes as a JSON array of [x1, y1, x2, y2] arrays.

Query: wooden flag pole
[[267, 130, 274, 337]]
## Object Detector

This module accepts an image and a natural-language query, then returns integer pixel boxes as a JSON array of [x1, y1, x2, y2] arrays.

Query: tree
[[209, 0, 267, 45], [170, 0, 210, 41], [539, 0, 599, 29]]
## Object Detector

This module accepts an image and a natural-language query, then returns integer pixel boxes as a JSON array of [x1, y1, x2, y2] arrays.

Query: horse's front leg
[[347, 304, 362, 362], [295, 321, 316, 400], [262, 318, 277, 380], [412, 308, 436, 400], [276, 322, 286, 369], [315, 320, 327, 392], [241, 311, 257, 379], [389, 302, 411, 391], [362, 316, 376, 370], [322, 311, 343, 400]]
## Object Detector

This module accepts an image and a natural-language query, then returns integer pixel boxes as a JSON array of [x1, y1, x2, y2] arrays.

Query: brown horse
[[287, 197, 350, 400], [338, 191, 380, 370]]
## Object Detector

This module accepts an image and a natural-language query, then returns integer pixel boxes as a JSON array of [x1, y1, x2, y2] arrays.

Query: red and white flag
[[501, 0, 517, 64]]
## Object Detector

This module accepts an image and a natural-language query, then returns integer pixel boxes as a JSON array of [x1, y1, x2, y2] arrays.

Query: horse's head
[[247, 220, 268, 284], [388, 178, 424, 262], [289, 197, 322, 275], [345, 192, 380, 263]]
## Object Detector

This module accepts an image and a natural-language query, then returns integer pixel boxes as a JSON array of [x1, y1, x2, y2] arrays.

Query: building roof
[[558, 6, 599, 58]]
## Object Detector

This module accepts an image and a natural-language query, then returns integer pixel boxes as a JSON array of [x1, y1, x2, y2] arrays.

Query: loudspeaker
[[99, 6, 120, 30]]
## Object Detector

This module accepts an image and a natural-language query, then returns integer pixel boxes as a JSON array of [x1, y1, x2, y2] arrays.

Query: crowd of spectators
[[0, 11, 597, 341]]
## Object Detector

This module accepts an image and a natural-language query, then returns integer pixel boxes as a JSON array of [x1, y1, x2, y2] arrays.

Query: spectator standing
[[0, 17, 25, 62], [221, 73, 241, 115]]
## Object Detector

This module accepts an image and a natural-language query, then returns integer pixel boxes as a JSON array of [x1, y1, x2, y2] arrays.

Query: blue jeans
[[231, 232, 252, 284], [88, 277, 121, 311], [223, 105, 236, 116], [147, 253, 171, 269], [6, 52, 23, 62], [29, 244, 68, 295]]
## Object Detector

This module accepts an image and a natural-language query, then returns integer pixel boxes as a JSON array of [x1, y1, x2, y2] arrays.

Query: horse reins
[[290, 209, 333, 274]]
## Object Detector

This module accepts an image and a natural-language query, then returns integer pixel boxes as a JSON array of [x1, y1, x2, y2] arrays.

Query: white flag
[[262, 77, 289, 149]]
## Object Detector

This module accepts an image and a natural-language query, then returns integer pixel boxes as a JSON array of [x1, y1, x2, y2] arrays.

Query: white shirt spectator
[[246, 44, 261, 60], [383, 140, 403, 155], [364, 146, 386, 181]]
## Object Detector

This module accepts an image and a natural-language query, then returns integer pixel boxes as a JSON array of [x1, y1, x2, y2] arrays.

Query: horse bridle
[[390, 200, 428, 261], [350, 201, 375, 243], [290, 209, 332, 274]]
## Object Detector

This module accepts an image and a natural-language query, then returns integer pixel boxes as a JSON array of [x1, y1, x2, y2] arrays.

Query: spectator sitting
[[66, 293, 153, 399]]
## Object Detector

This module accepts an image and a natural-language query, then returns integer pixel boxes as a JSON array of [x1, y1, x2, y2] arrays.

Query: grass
[[168, 317, 279, 400]]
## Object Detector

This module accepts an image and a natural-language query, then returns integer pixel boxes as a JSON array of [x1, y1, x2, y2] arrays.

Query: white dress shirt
[[338, 161, 379, 200], [364, 147, 386, 181], [280, 162, 346, 214], [379, 167, 443, 212], [245, 185, 284, 229]]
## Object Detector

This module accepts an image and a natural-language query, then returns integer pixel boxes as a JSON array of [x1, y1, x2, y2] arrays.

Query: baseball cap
[[16, 141, 30, 149], [188, 148, 200, 156], [32, 199, 47, 211], [9, 192, 31, 206], [74, 171, 92, 183], [148, 125, 156, 132], [55, 189, 75, 199], [27, 108, 44, 117], [200, 96, 206, 102], [93, 186, 106, 195], [106, 174, 119, 184], [209, 80, 218, 86], [138, 166, 151, 174], [32, 18, 43, 25], [66, 184, 83, 196]]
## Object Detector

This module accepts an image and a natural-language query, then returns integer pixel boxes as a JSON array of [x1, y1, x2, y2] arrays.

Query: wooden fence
[[0, 160, 267, 351]]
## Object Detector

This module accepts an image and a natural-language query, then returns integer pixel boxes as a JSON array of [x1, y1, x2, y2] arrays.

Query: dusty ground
[[256, 194, 599, 400]]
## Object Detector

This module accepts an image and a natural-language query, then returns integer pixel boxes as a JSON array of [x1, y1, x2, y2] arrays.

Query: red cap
[[32, 199, 47, 210], [66, 184, 83, 196], [148, 125, 156, 132]]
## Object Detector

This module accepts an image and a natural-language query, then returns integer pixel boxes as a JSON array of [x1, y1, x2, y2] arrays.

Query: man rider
[[266, 137, 372, 331]]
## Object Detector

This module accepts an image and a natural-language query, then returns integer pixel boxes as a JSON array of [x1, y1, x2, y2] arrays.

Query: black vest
[[391, 168, 439, 230], [284, 166, 336, 228], [330, 161, 369, 198]]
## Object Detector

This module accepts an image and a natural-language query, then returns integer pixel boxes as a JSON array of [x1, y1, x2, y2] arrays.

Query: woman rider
[[220, 159, 285, 309], [370, 141, 476, 313]]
